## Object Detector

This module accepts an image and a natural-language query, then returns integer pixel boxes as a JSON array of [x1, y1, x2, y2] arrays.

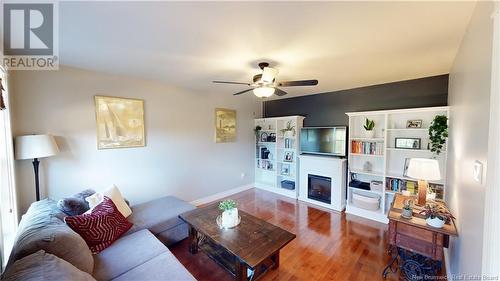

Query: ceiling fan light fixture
[[253, 87, 275, 98]]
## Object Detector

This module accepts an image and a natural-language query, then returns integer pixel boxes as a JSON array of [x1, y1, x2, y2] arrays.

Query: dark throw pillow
[[64, 196, 132, 254], [57, 189, 96, 216]]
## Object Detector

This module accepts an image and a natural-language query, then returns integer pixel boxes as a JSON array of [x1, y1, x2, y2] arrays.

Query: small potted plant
[[419, 203, 455, 228], [219, 199, 239, 228], [401, 199, 413, 219], [363, 118, 375, 138], [280, 120, 296, 138]]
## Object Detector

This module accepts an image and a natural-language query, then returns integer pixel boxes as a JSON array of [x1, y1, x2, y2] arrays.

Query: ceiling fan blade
[[213, 81, 251, 86], [261, 67, 279, 83], [274, 88, 288, 96], [233, 88, 253, 96], [278, 80, 318, 87]]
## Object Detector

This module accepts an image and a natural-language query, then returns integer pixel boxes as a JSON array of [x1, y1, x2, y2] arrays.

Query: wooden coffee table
[[179, 204, 296, 281]]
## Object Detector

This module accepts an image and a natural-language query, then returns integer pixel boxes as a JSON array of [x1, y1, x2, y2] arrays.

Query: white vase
[[284, 130, 294, 138], [221, 208, 239, 228], [365, 130, 375, 138], [426, 217, 445, 228]]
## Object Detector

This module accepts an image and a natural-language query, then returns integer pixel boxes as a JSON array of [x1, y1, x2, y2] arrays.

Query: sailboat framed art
[[94, 96, 145, 149]]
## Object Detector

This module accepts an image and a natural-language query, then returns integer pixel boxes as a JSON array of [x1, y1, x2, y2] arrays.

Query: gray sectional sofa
[[2, 196, 197, 281]]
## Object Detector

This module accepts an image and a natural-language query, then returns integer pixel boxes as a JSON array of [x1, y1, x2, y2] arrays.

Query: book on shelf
[[385, 177, 444, 199], [351, 141, 384, 155]]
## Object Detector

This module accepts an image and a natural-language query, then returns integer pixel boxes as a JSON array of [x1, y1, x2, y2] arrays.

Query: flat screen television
[[300, 127, 347, 157]]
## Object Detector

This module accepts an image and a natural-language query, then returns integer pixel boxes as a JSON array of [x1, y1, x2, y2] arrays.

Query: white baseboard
[[444, 248, 451, 279], [190, 184, 254, 206]]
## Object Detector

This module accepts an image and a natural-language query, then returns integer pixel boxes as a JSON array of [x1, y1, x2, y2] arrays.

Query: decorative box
[[281, 180, 295, 190], [370, 181, 383, 192]]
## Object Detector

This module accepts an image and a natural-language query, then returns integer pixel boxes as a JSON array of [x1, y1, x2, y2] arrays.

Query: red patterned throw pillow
[[65, 196, 132, 254]]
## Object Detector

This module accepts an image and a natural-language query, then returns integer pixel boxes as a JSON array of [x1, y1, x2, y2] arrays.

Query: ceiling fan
[[213, 62, 318, 98]]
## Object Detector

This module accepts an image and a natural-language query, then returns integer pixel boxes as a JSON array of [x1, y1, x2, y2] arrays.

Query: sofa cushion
[[111, 251, 196, 281], [87, 185, 132, 218], [92, 229, 167, 281], [127, 196, 195, 235], [7, 199, 94, 274], [156, 222, 189, 246], [65, 197, 132, 254], [57, 189, 96, 216], [2, 250, 96, 281]]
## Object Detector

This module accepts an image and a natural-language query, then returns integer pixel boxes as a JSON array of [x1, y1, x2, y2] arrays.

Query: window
[[0, 68, 18, 271]]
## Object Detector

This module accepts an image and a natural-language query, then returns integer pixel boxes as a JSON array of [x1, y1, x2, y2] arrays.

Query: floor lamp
[[15, 134, 59, 201]]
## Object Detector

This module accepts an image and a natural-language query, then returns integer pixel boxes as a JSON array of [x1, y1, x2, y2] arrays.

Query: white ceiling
[[59, 1, 476, 99]]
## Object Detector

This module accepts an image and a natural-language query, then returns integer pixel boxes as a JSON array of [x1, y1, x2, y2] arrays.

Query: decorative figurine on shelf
[[363, 118, 375, 138], [218, 199, 240, 229], [401, 199, 413, 219], [419, 203, 455, 228], [427, 185, 437, 201], [363, 161, 373, 172]]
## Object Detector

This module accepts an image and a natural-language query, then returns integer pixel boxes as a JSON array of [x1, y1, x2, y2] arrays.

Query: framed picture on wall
[[94, 96, 145, 149], [215, 108, 236, 143]]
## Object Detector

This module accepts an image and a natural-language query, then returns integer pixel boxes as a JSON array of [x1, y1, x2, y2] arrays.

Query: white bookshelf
[[254, 116, 304, 199], [345, 106, 449, 224]]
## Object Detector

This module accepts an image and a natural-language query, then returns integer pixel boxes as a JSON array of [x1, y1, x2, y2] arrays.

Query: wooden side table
[[383, 194, 458, 280]]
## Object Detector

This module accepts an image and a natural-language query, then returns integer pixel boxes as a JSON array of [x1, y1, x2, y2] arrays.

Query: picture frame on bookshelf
[[395, 138, 421, 149], [281, 164, 290, 176], [283, 151, 294, 162], [403, 158, 411, 176], [406, 119, 423, 128], [260, 132, 268, 142]]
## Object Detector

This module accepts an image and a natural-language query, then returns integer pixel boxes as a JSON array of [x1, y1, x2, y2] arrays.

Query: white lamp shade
[[15, 134, 59, 160], [253, 87, 275, 98], [406, 158, 441, 181]]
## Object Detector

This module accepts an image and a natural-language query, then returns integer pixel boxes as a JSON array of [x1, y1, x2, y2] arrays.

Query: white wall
[[447, 1, 494, 276], [10, 66, 261, 213]]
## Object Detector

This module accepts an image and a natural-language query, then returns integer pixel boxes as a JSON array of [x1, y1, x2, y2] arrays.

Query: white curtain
[[0, 68, 18, 271]]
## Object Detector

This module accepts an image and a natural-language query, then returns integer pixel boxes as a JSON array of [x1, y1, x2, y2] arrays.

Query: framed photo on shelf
[[406, 119, 423, 128], [283, 151, 294, 162], [281, 164, 290, 176], [403, 158, 411, 176], [260, 132, 268, 142], [395, 138, 421, 149]]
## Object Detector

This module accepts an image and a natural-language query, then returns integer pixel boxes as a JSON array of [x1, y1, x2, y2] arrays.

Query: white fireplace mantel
[[298, 154, 347, 212]]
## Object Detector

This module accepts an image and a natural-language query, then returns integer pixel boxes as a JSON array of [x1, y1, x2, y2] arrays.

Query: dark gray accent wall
[[264, 75, 448, 127]]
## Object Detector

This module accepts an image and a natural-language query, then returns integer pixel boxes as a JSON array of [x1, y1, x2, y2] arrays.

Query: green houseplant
[[280, 120, 296, 138], [401, 199, 413, 219], [419, 203, 455, 228], [254, 125, 262, 139], [219, 199, 239, 228], [363, 118, 375, 138], [429, 115, 448, 156]]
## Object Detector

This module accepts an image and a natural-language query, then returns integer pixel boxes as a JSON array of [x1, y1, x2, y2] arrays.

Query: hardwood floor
[[170, 188, 403, 281]]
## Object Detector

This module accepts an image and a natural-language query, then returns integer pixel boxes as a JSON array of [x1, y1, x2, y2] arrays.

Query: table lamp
[[406, 158, 441, 206], [15, 134, 59, 201]]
